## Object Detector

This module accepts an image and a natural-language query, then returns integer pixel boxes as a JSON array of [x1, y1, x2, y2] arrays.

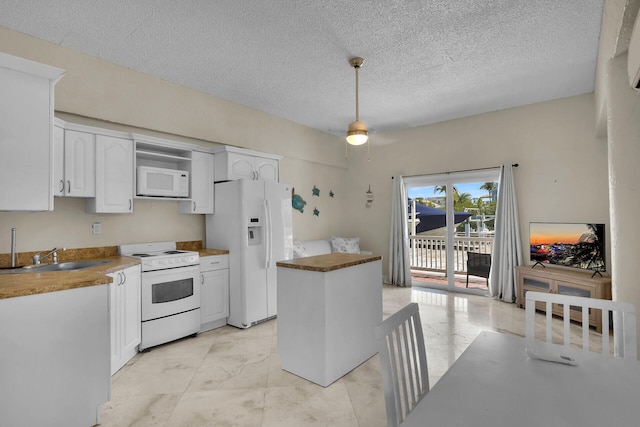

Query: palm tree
[[434, 185, 459, 195], [480, 182, 498, 193], [454, 192, 473, 213]]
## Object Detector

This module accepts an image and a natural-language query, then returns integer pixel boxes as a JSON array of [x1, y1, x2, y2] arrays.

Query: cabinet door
[[53, 125, 65, 197], [180, 151, 214, 214], [0, 61, 57, 211], [201, 269, 229, 325], [89, 135, 133, 213], [108, 272, 120, 375], [121, 265, 141, 357], [64, 130, 95, 197], [110, 265, 141, 375], [228, 152, 256, 180], [255, 157, 279, 181]]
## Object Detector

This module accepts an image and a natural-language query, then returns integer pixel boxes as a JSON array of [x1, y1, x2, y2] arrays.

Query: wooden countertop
[[198, 249, 230, 257], [0, 241, 229, 300], [0, 256, 140, 300], [276, 253, 382, 273]]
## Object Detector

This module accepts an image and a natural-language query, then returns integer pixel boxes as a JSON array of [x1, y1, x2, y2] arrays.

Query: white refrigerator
[[206, 179, 293, 328]]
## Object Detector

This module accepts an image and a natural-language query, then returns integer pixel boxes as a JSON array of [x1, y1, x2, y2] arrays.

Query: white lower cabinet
[[110, 264, 141, 375], [200, 255, 229, 332], [0, 285, 110, 427]]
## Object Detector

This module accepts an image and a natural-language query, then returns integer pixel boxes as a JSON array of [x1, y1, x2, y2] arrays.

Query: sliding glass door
[[405, 168, 500, 294]]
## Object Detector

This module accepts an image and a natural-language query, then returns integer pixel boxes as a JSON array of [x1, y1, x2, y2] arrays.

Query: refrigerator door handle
[[264, 199, 271, 268]]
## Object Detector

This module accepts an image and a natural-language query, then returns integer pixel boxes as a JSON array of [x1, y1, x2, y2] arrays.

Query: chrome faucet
[[10, 228, 17, 268], [33, 247, 65, 265]]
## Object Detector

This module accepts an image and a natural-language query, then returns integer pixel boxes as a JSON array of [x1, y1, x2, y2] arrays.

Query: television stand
[[515, 265, 611, 333]]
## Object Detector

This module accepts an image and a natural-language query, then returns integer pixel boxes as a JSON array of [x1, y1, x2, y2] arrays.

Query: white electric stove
[[119, 242, 201, 351]]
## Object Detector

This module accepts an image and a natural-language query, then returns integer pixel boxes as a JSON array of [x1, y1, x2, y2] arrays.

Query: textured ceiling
[[0, 0, 604, 140]]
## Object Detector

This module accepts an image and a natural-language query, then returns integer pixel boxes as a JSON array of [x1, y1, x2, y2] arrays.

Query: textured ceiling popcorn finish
[[0, 0, 604, 139]]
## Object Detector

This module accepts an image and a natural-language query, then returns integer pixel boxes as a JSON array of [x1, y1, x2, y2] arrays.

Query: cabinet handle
[[193, 201, 196, 211], [201, 274, 204, 284], [59, 180, 64, 193], [129, 199, 132, 211], [121, 271, 126, 285]]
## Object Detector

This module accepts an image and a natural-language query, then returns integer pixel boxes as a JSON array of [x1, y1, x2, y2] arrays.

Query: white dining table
[[401, 330, 640, 426]]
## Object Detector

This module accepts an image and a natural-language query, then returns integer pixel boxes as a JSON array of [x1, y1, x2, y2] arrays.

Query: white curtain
[[389, 176, 412, 287], [489, 164, 522, 302]]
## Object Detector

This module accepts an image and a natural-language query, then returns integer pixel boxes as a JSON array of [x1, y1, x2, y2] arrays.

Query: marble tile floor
[[99, 285, 600, 426]]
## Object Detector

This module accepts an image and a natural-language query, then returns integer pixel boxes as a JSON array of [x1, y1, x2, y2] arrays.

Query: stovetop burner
[[119, 242, 200, 272], [128, 251, 186, 257]]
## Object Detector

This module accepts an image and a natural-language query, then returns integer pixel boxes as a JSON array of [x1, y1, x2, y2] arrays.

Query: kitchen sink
[[0, 259, 111, 274]]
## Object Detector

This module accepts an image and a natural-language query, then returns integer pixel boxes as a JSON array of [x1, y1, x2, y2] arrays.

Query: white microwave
[[137, 166, 189, 198]]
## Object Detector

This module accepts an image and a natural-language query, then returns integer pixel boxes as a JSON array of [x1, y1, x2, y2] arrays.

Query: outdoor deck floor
[[412, 270, 489, 291]]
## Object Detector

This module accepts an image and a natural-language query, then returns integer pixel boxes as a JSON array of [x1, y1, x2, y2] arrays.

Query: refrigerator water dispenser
[[247, 217, 263, 246]]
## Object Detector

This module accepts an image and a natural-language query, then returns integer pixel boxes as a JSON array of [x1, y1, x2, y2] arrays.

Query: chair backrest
[[375, 303, 429, 427], [467, 251, 491, 269], [525, 291, 637, 361]]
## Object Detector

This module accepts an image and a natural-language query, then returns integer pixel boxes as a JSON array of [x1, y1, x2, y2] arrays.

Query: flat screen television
[[529, 222, 605, 272]]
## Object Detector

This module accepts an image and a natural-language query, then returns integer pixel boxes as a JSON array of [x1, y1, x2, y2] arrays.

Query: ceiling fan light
[[346, 120, 369, 145]]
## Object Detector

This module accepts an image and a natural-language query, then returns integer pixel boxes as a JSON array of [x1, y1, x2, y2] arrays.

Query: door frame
[[405, 168, 500, 294]]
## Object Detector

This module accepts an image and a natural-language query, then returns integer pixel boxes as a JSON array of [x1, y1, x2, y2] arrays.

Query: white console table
[[276, 253, 382, 387]]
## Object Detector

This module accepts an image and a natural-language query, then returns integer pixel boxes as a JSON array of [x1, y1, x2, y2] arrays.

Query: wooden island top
[[276, 253, 382, 273]]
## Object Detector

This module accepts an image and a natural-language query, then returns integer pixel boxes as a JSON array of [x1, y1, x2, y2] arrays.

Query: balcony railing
[[409, 235, 494, 274]]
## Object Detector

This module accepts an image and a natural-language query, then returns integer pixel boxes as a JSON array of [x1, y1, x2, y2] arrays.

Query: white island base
[[276, 253, 382, 387]]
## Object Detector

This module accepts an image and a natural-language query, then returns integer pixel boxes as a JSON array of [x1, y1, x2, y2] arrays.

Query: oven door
[[141, 264, 200, 321]]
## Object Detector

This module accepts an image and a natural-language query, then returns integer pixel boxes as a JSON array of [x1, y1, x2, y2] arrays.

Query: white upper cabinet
[[0, 53, 64, 211], [179, 150, 214, 214], [52, 123, 65, 196], [87, 134, 134, 213], [255, 157, 279, 181], [214, 146, 280, 182], [57, 129, 96, 197]]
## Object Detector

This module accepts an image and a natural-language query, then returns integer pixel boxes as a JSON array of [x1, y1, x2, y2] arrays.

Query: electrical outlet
[[92, 222, 101, 235]]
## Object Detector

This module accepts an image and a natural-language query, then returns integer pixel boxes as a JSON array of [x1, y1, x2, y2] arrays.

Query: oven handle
[[142, 263, 200, 279]]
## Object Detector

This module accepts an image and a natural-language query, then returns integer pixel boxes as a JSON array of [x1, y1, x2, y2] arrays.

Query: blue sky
[[408, 183, 490, 200]]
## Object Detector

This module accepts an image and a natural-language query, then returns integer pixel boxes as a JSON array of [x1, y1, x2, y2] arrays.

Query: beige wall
[[343, 94, 610, 282], [606, 53, 640, 355]]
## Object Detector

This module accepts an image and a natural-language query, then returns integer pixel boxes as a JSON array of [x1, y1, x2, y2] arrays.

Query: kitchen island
[[276, 253, 382, 387]]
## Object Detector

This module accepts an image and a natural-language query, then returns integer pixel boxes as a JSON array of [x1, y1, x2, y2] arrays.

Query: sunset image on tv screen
[[529, 223, 604, 271]]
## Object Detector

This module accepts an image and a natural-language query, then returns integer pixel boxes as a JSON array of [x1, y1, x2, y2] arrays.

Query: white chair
[[525, 291, 637, 360], [375, 303, 429, 427]]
